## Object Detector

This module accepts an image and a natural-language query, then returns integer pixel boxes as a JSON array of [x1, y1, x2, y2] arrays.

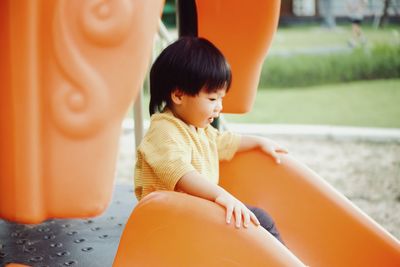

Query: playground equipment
[[1, 0, 399, 266], [0, 0, 163, 224]]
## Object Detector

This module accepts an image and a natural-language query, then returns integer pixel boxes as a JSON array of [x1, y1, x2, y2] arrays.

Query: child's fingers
[[216, 196, 234, 224], [276, 147, 289, 154], [270, 150, 281, 164], [250, 212, 260, 226], [243, 210, 251, 228], [234, 206, 242, 228], [225, 204, 234, 224]]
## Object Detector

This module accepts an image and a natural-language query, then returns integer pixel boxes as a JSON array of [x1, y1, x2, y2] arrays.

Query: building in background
[[160, 0, 400, 28], [280, 0, 399, 26]]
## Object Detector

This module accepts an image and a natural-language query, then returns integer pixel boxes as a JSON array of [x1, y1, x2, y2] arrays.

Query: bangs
[[173, 37, 232, 95], [201, 58, 232, 93]]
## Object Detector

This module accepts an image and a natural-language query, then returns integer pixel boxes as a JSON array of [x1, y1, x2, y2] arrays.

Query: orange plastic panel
[[113, 191, 305, 267], [196, 0, 280, 113], [5, 264, 31, 267], [219, 150, 400, 266], [0, 0, 164, 224]]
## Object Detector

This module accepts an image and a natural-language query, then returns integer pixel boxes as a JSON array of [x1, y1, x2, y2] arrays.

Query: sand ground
[[116, 127, 400, 240]]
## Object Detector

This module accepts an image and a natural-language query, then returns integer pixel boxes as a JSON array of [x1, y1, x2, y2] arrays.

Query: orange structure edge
[[113, 190, 305, 267]]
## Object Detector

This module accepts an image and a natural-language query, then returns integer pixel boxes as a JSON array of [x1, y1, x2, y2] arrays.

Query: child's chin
[[197, 122, 209, 128]]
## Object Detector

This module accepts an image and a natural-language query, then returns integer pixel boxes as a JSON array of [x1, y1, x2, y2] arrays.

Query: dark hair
[[149, 36, 232, 115]]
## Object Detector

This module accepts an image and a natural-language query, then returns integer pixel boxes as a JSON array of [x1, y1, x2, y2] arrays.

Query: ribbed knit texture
[[134, 111, 241, 201]]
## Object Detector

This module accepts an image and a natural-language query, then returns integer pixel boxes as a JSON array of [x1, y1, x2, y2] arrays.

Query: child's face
[[172, 87, 226, 128]]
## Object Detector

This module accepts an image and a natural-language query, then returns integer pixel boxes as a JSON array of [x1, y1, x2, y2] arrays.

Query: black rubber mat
[[0, 184, 137, 267]]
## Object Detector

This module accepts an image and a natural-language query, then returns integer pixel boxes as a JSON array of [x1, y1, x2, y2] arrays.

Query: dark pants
[[247, 205, 284, 244]]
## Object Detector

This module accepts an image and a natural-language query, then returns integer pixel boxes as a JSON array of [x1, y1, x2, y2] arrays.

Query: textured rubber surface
[[0, 185, 136, 267]]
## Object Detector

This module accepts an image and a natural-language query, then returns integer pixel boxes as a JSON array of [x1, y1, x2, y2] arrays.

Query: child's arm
[[175, 170, 260, 229], [237, 135, 288, 164]]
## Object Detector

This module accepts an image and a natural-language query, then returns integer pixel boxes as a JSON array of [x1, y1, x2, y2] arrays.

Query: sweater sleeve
[[138, 120, 195, 191], [207, 126, 241, 161]]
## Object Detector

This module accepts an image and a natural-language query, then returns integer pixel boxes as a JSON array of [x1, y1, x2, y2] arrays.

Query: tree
[[379, 0, 390, 27], [318, 0, 336, 28]]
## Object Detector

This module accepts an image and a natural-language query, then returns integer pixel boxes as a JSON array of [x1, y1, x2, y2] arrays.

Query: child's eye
[[208, 98, 217, 101]]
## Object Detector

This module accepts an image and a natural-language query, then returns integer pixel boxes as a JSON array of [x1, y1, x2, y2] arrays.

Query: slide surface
[[220, 150, 400, 266], [114, 150, 400, 266]]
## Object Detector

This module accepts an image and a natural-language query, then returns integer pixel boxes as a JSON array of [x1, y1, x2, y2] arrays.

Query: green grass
[[269, 25, 400, 54], [224, 79, 400, 128], [260, 25, 400, 89], [260, 44, 400, 88]]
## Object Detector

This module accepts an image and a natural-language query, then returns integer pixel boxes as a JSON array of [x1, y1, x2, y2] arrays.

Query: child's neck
[[167, 107, 198, 132]]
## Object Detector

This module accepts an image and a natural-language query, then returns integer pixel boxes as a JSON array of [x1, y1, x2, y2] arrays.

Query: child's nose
[[215, 99, 223, 112]]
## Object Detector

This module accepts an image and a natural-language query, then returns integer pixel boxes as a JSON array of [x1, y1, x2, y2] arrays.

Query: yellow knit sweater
[[134, 111, 241, 201]]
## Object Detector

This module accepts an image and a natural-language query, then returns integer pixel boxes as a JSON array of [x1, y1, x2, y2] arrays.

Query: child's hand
[[215, 193, 260, 229], [259, 139, 288, 164], [238, 135, 288, 164]]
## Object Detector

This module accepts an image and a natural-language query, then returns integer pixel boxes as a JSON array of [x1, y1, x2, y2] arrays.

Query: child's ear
[[171, 89, 185, 105]]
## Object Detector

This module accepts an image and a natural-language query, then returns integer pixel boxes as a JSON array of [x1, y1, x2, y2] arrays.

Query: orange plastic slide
[[114, 150, 400, 266]]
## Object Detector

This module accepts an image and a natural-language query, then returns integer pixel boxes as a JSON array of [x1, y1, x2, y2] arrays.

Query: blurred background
[[159, 0, 400, 127], [118, 0, 400, 238]]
